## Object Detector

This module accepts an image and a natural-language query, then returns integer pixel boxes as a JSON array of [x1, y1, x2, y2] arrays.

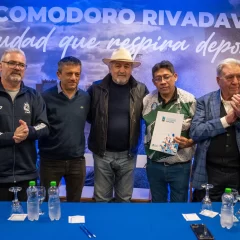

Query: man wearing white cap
[[87, 48, 148, 202]]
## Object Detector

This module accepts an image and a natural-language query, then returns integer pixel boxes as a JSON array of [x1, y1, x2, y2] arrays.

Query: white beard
[[113, 77, 129, 85], [8, 74, 22, 83]]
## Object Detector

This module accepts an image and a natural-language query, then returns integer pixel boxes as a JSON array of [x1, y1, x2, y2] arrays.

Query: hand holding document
[[150, 111, 184, 155]]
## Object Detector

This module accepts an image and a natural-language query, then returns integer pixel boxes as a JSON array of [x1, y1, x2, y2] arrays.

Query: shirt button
[[227, 134, 230, 137], [226, 145, 229, 147]]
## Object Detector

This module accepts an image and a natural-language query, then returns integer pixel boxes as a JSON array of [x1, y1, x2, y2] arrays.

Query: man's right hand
[[225, 110, 238, 125]]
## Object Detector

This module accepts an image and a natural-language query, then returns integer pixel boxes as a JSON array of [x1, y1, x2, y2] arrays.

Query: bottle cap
[[225, 188, 232, 193], [50, 181, 57, 187], [29, 181, 36, 186]]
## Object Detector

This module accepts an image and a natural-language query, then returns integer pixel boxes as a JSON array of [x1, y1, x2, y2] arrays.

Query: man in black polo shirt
[[87, 48, 148, 202], [39, 56, 90, 202]]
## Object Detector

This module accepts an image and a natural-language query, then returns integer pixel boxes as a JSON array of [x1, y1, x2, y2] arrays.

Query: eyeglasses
[[1, 61, 27, 70], [153, 74, 173, 82]]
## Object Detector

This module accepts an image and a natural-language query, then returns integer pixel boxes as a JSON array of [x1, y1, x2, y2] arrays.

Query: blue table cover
[[0, 202, 240, 240]]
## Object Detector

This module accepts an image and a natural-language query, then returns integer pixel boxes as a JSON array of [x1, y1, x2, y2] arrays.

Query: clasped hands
[[13, 120, 29, 143], [226, 94, 240, 125]]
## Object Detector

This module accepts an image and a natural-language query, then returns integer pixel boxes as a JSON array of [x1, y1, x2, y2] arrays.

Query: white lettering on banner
[[142, 10, 158, 25], [232, 14, 240, 28], [142, 10, 239, 28], [0, 6, 239, 29], [102, 8, 117, 23], [59, 36, 100, 58], [198, 12, 214, 27], [214, 13, 231, 28], [48, 7, 65, 23], [28, 7, 47, 22], [67, 7, 83, 23], [196, 32, 240, 63], [165, 11, 182, 26], [1, 25, 240, 63], [143, 10, 182, 26], [0, 6, 8, 22], [118, 9, 135, 24], [181, 12, 198, 27], [107, 36, 189, 59], [84, 8, 101, 24], [0, 27, 56, 52], [9, 6, 27, 22], [0, 7, 136, 24]]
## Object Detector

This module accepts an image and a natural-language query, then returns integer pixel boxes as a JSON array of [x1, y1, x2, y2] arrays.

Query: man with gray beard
[[0, 48, 49, 201], [87, 48, 148, 202]]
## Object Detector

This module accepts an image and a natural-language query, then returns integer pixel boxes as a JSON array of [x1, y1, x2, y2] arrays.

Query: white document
[[8, 214, 28, 221], [199, 210, 219, 218], [68, 215, 85, 223], [150, 111, 184, 155], [182, 213, 201, 221]]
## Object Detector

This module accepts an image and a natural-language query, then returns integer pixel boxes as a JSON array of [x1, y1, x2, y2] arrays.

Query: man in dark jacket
[[0, 48, 49, 201], [87, 48, 148, 202]]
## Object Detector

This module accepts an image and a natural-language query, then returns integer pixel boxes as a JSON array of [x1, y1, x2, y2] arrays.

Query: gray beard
[[112, 78, 129, 85], [8, 75, 22, 82]]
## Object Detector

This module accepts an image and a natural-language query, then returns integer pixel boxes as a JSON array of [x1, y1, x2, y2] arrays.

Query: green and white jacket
[[143, 87, 196, 164]]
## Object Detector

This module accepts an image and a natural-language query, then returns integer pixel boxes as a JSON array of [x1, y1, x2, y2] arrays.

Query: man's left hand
[[174, 136, 194, 149]]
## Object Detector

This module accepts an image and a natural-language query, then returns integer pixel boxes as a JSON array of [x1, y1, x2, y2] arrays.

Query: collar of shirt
[[221, 93, 232, 114], [57, 82, 79, 99], [158, 87, 178, 108]]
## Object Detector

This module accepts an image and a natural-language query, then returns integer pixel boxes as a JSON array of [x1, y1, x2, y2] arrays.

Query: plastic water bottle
[[27, 180, 39, 221], [48, 181, 61, 221], [220, 188, 234, 229]]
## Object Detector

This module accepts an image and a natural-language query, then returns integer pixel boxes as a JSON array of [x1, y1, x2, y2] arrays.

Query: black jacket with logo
[[0, 79, 49, 183], [87, 73, 148, 157]]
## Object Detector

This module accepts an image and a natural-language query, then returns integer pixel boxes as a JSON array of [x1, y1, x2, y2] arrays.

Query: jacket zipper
[[129, 89, 135, 156], [103, 89, 108, 156], [12, 98, 16, 184]]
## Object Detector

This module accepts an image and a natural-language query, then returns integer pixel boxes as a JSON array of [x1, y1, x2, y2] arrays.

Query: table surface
[[0, 202, 240, 240]]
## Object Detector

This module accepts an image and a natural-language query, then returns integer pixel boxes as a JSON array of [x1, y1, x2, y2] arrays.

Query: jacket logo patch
[[24, 102, 30, 114], [151, 102, 158, 110]]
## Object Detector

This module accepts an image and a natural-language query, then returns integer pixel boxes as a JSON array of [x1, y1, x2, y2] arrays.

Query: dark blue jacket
[[0, 79, 49, 183], [190, 89, 240, 189]]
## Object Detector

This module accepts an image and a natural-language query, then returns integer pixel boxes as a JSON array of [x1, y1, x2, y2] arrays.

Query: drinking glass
[[235, 195, 240, 223], [231, 189, 240, 225], [36, 186, 46, 215], [9, 186, 24, 215], [201, 183, 213, 211], [231, 188, 239, 206]]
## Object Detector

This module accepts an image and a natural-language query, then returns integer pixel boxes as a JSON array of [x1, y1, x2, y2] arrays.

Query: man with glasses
[[190, 58, 240, 202], [142, 60, 196, 202], [0, 48, 49, 201]]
